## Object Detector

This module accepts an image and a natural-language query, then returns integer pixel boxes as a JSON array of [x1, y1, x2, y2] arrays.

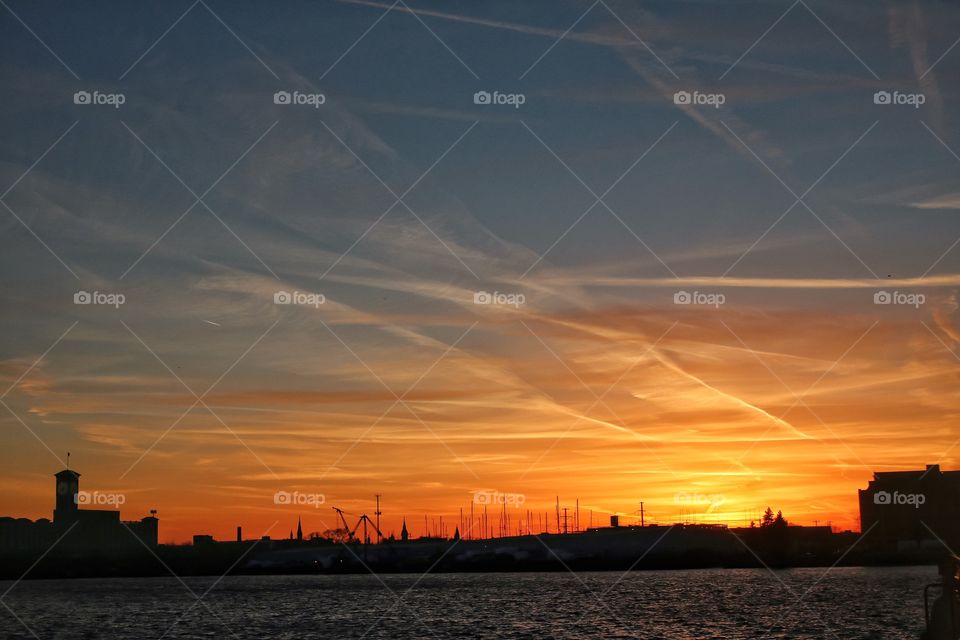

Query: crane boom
[[349, 514, 383, 543], [332, 507, 353, 540]]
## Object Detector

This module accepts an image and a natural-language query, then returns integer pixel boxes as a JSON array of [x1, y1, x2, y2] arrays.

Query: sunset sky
[[1, 0, 959, 543]]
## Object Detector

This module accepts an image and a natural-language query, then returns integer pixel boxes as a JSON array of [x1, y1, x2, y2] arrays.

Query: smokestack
[[236, 526, 242, 543]]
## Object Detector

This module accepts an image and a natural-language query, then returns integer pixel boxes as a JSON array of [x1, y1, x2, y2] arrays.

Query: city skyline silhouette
[[2, 1, 959, 637]]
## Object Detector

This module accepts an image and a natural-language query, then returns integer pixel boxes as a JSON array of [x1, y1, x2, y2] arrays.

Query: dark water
[[0, 566, 934, 639]]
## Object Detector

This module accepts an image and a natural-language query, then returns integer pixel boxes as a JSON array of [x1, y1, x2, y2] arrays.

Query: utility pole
[[361, 515, 369, 562], [555, 497, 560, 534], [375, 494, 382, 544], [640, 501, 645, 527]]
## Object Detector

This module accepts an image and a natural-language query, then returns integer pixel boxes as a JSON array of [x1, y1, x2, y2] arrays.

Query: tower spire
[[296, 516, 303, 541]]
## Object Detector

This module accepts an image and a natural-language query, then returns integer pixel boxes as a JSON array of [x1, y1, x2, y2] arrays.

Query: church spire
[[400, 518, 409, 541], [296, 516, 303, 541]]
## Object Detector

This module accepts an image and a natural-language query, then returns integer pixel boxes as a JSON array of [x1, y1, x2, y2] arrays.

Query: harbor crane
[[329, 507, 383, 544], [332, 507, 351, 531], [327, 507, 354, 543], [351, 514, 383, 546]]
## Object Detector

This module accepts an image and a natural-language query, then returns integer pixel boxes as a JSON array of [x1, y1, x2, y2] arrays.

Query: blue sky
[[2, 0, 959, 539]]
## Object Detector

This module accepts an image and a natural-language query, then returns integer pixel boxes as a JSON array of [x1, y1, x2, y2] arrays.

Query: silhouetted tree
[[323, 528, 352, 543], [752, 507, 791, 566], [773, 510, 788, 528], [761, 507, 775, 527], [759, 507, 789, 529]]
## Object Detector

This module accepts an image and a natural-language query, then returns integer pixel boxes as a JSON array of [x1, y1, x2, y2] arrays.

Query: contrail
[[653, 350, 813, 441], [335, 0, 644, 48]]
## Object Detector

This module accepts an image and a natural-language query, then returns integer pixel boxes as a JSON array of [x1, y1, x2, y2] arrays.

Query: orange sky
[[2, 0, 960, 545], [4, 280, 959, 543]]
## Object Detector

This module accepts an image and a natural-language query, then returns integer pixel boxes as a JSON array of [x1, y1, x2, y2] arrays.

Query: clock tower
[[54, 469, 80, 524]]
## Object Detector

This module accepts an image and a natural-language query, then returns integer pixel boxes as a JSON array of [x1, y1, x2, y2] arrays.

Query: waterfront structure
[[0, 467, 158, 553], [858, 464, 960, 552]]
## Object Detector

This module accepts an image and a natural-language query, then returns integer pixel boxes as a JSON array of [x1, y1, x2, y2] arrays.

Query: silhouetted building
[[54, 469, 80, 524], [859, 464, 960, 552], [0, 517, 53, 553], [297, 517, 303, 542], [0, 467, 158, 554], [401, 519, 409, 541]]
